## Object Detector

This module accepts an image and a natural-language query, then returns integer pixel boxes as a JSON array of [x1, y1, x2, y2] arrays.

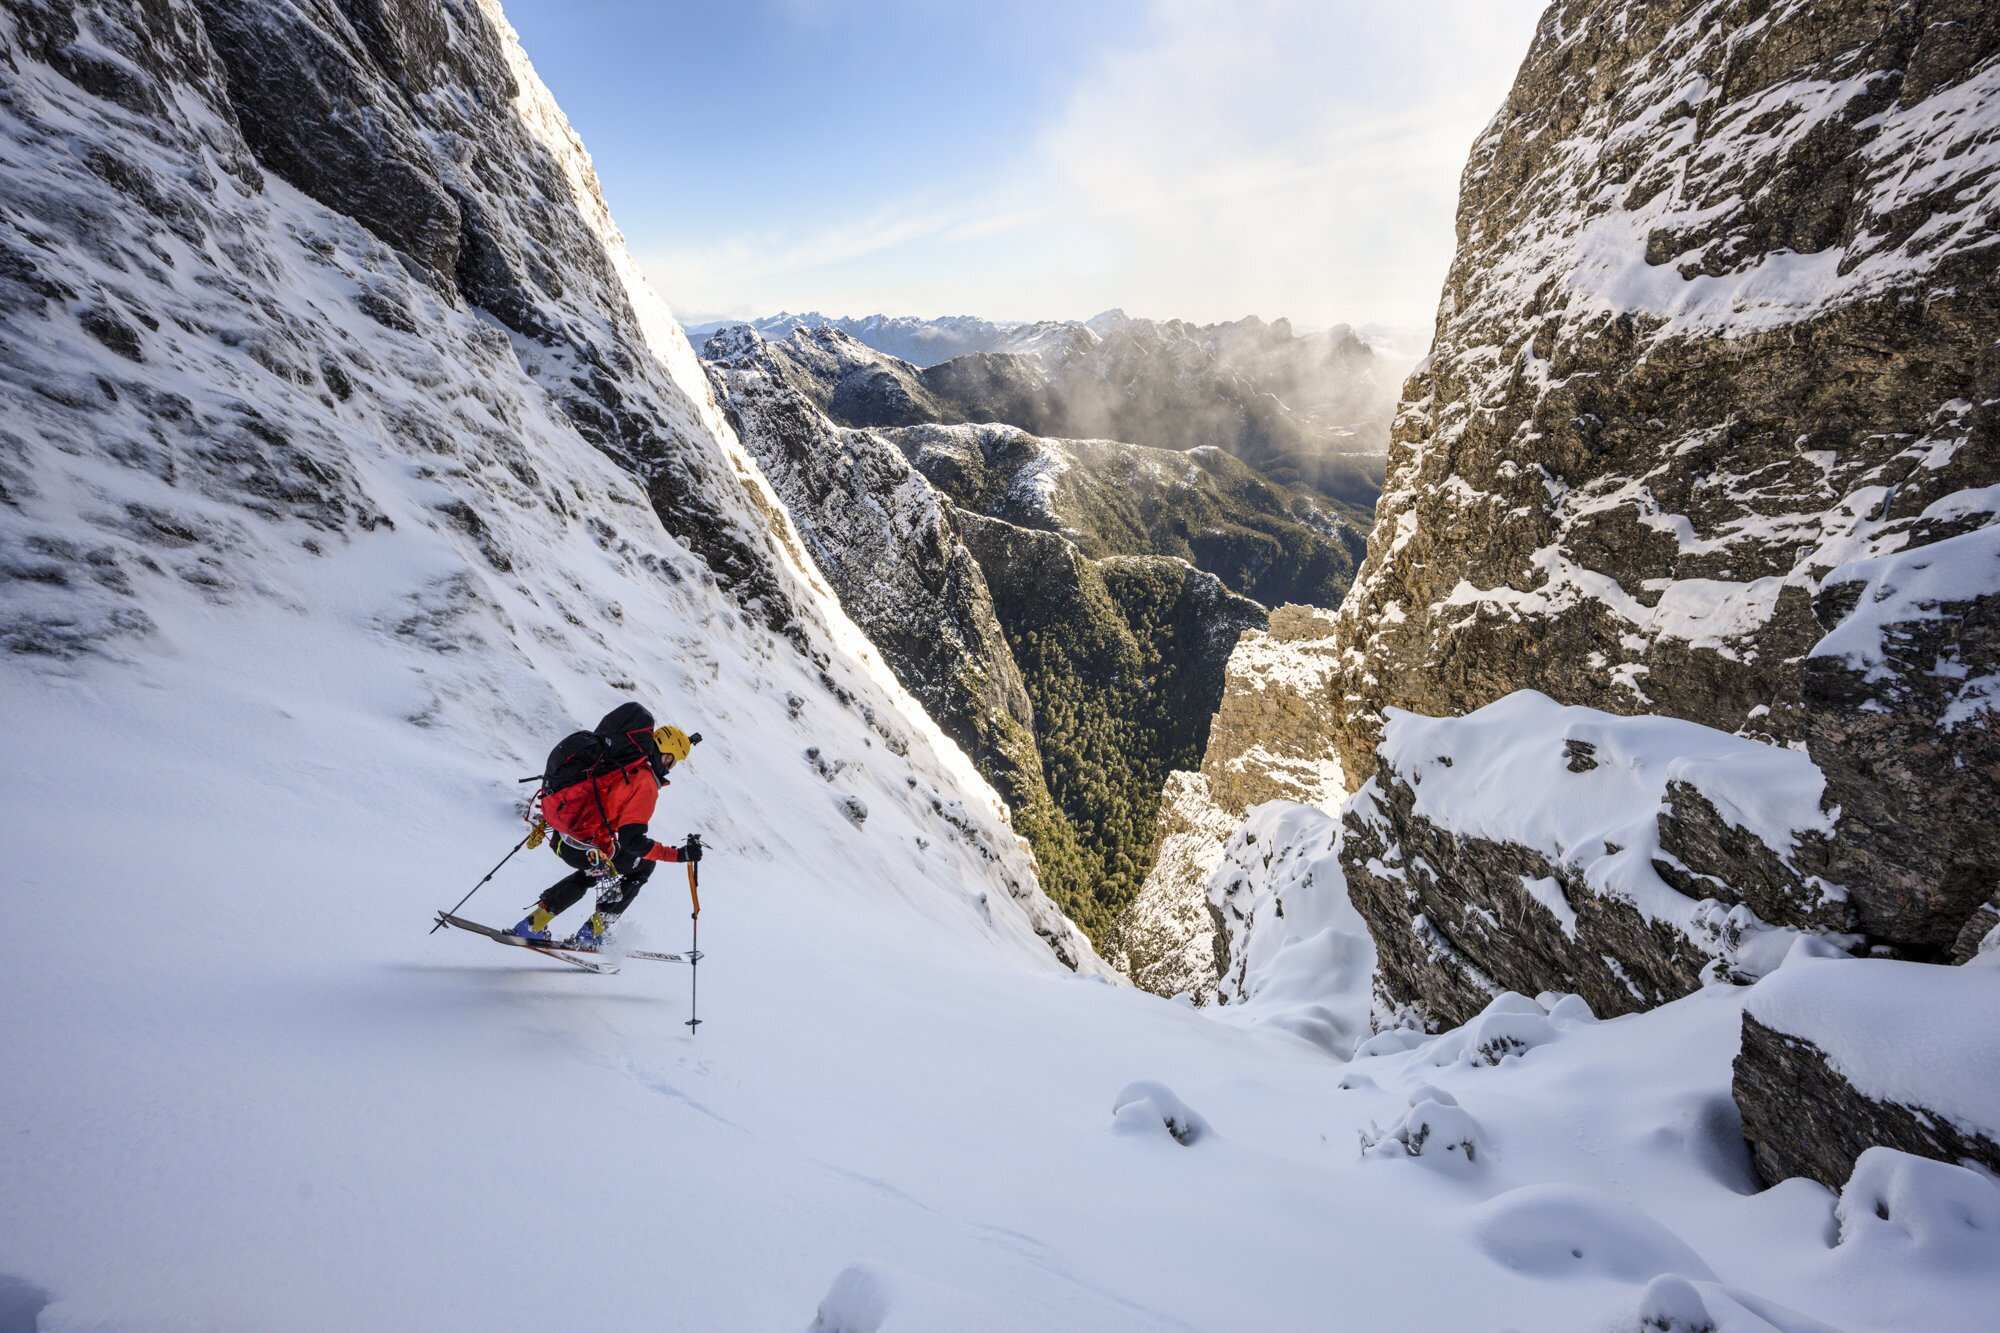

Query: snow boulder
[[1629, 1274, 1840, 1333], [1110, 1081, 1211, 1146], [1735, 951, 2000, 1190], [1473, 1183, 1714, 1285], [1341, 692, 1852, 1028], [805, 1262, 1005, 1333], [1834, 1148, 2000, 1269], [1414, 991, 1565, 1069], [809, 1265, 895, 1333], [1363, 1085, 1483, 1174]]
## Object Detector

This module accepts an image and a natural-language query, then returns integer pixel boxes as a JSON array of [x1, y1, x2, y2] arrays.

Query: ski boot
[[509, 905, 556, 941], [570, 911, 615, 949]]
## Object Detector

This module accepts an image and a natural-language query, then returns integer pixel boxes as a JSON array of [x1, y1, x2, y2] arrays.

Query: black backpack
[[540, 702, 665, 794]]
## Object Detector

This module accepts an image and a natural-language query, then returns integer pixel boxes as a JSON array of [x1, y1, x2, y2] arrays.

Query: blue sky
[[504, 1, 1546, 332]]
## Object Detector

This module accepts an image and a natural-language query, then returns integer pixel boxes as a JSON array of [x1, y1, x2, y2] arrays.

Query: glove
[[680, 836, 703, 865], [525, 817, 547, 850]]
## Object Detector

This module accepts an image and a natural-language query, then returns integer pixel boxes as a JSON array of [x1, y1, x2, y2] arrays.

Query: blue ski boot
[[570, 911, 613, 950], [509, 905, 555, 941]]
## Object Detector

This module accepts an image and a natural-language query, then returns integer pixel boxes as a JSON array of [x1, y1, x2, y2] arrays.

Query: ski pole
[[430, 829, 534, 932], [684, 850, 702, 1032]]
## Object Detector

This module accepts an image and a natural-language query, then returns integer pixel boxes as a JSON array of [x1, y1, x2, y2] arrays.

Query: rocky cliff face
[[1327, 0, 2000, 964], [0, 0, 1097, 971]]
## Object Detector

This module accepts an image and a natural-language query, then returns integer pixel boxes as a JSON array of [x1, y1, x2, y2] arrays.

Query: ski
[[594, 946, 700, 966], [433, 912, 699, 968], [433, 912, 621, 974]]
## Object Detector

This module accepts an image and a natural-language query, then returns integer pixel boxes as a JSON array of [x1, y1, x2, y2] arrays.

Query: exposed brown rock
[[1735, 1013, 2000, 1191]]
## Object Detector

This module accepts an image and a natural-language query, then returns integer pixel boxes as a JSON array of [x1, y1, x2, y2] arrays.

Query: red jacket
[[542, 759, 686, 863]]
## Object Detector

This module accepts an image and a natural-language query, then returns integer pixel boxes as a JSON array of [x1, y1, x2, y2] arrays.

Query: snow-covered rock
[[1341, 692, 1853, 1027], [1629, 1274, 1840, 1333], [1735, 950, 2000, 1188], [1474, 1182, 1713, 1283], [1109, 1080, 1212, 1146], [1362, 1084, 1484, 1173], [1802, 520, 2000, 952], [1324, 0, 2000, 960], [1834, 1147, 2000, 1267]]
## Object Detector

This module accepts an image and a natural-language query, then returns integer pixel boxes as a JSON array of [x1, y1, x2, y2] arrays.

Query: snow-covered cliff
[[1326, 0, 1999, 966]]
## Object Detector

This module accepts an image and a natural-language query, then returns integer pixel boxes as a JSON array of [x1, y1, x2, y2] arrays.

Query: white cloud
[[645, 0, 1545, 328]]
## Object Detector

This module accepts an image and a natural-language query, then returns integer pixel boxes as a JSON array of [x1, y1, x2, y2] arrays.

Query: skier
[[512, 701, 703, 947]]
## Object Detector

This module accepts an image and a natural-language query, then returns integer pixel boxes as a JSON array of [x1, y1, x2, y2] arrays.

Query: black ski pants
[[538, 838, 655, 918]]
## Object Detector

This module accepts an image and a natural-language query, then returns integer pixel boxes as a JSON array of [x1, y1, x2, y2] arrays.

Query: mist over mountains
[[694, 309, 1406, 510]]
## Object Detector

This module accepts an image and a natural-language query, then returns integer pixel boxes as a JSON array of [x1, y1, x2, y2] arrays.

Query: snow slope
[[13, 648, 1998, 1331]]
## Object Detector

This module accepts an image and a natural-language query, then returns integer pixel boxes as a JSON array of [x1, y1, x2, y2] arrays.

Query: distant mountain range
[[686, 308, 1423, 373], [692, 311, 1407, 507], [683, 310, 1140, 368]]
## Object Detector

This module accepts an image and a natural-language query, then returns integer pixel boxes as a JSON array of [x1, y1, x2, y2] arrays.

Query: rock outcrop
[[1735, 952, 2000, 1189], [1802, 527, 2000, 955], [1326, 0, 2000, 963], [1339, 693, 1846, 1028]]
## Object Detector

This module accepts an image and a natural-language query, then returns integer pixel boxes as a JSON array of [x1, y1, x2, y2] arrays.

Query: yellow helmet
[[653, 724, 695, 764]]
